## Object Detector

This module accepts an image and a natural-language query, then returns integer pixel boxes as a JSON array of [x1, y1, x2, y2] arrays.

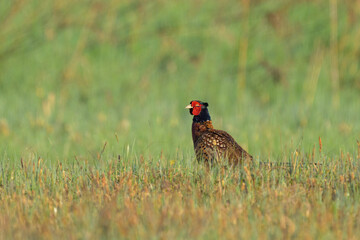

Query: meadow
[[0, 0, 360, 239]]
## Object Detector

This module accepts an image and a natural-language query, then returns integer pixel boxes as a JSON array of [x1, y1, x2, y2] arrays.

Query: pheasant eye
[[191, 101, 201, 107]]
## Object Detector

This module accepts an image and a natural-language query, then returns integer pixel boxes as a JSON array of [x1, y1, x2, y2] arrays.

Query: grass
[[1, 148, 360, 239], [0, 0, 360, 239]]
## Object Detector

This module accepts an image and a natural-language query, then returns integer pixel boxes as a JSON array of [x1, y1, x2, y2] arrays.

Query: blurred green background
[[0, 0, 359, 164]]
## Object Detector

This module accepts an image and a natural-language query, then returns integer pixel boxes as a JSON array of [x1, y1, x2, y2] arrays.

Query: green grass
[[1, 151, 360, 239], [0, 0, 360, 239]]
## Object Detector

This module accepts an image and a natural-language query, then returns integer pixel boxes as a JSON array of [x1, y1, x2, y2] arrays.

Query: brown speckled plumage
[[186, 100, 252, 165]]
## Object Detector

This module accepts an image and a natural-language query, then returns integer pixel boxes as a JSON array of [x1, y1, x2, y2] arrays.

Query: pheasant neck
[[191, 120, 214, 146], [192, 108, 211, 123]]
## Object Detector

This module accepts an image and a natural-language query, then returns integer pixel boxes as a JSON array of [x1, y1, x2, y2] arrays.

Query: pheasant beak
[[185, 104, 193, 109]]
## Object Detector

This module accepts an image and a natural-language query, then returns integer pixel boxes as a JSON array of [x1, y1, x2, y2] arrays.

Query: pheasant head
[[185, 100, 211, 123]]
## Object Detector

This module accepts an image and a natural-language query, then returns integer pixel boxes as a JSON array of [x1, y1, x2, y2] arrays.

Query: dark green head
[[185, 100, 211, 123]]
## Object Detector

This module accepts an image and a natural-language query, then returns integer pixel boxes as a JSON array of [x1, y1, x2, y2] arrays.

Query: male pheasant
[[186, 100, 252, 165]]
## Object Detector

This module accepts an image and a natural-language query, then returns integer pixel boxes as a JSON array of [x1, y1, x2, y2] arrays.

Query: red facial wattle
[[191, 101, 202, 116]]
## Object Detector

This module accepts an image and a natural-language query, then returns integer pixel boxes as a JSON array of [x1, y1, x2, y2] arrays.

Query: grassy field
[[0, 0, 360, 239]]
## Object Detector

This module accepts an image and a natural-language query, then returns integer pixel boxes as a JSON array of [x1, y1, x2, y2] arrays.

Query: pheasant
[[186, 100, 252, 165]]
